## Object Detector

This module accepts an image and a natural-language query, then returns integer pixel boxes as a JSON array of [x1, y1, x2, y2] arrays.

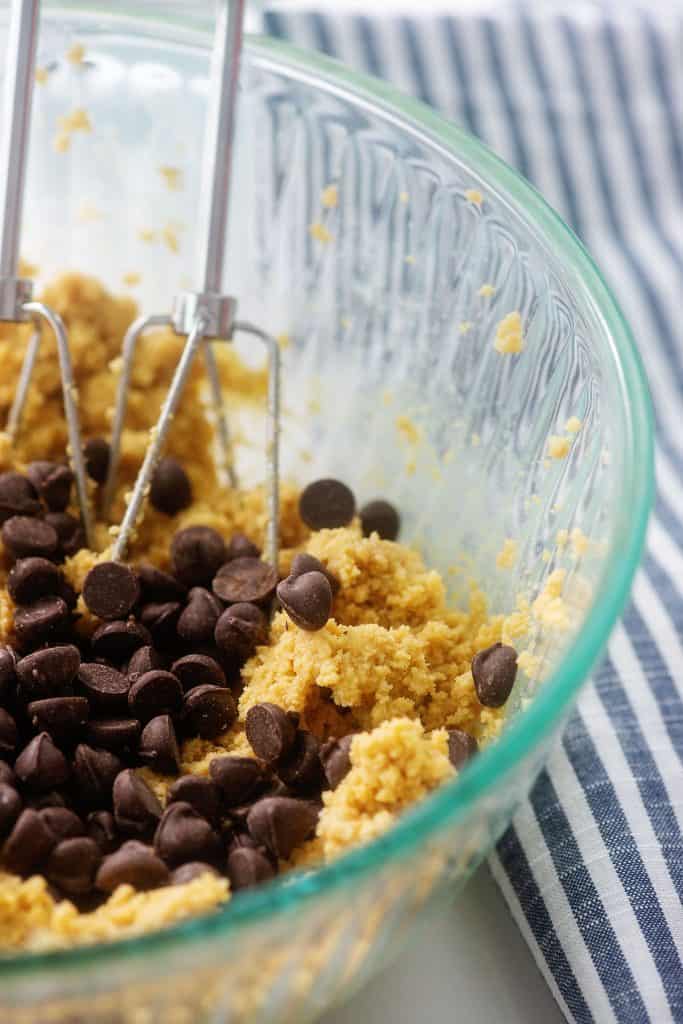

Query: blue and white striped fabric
[[262, 5, 683, 1022]]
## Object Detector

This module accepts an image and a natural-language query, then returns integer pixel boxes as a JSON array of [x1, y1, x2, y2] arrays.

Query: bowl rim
[[0, 21, 654, 978]]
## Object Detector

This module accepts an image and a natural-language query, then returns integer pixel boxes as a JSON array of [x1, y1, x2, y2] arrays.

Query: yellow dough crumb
[[459, 321, 473, 335], [465, 188, 484, 206], [478, 283, 496, 298], [122, 271, 142, 287], [77, 201, 103, 222], [496, 538, 518, 570], [35, 66, 49, 85], [321, 184, 338, 208], [66, 42, 86, 65], [565, 416, 582, 434], [58, 108, 92, 134], [162, 223, 180, 252], [159, 165, 183, 191], [548, 435, 571, 459], [138, 227, 158, 243], [309, 221, 332, 244], [494, 311, 524, 354], [395, 415, 421, 446], [570, 527, 589, 558], [532, 569, 569, 631]]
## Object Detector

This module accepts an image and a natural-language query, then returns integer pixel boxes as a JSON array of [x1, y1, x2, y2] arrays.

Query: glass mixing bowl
[[0, 4, 653, 1021]]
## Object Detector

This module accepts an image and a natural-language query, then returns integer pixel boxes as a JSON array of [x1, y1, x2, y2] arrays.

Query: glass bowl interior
[[0, 3, 653, 1010]]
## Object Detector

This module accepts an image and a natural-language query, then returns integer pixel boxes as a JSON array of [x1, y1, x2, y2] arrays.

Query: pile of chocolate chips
[[0, 464, 514, 905]]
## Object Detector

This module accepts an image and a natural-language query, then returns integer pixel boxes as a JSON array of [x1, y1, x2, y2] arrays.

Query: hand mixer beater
[[0, 0, 94, 548], [103, 0, 281, 569]]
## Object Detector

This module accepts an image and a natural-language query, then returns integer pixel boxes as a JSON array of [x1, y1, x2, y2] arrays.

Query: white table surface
[[321, 863, 564, 1024]]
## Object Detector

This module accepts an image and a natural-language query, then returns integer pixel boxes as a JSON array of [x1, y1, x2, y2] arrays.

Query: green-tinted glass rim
[[0, 21, 654, 978]]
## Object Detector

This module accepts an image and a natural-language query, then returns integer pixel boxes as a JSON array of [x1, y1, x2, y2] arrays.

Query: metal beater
[[0, 0, 94, 547], [103, 0, 280, 568]]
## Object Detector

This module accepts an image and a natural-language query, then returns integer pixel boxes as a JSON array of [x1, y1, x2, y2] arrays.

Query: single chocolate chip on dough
[[3, 808, 57, 875], [39, 807, 84, 841], [77, 663, 130, 714], [447, 729, 479, 769], [96, 840, 169, 893], [212, 558, 278, 607], [150, 457, 192, 516], [209, 755, 268, 807], [2, 516, 59, 562], [0, 471, 41, 522], [277, 731, 324, 792], [14, 596, 69, 651], [171, 526, 226, 587], [214, 602, 267, 659], [139, 601, 182, 647], [28, 697, 89, 744], [15, 733, 70, 792], [45, 512, 86, 558], [83, 437, 111, 484], [177, 587, 223, 645], [225, 533, 260, 561], [85, 718, 141, 753], [171, 861, 220, 885], [0, 709, 17, 759], [167, 775, 221, 825], [0, 646, 16, 701], [72, 744, 122, 809], [183, 685, 236, 740], [154, 802, 222, 867], [359, 499, 400, 541], [8, 557, 62, 605], [170, 653, 226, 692], [226, 845, 276, 891], [128, 670, 183, 723], [138, 715, 180, 774], [276, 571, 332, 631], [127, 645, 164, 683], [86, 810, 119, 854], [136, 563, 187, 604], [17, 644, 81, 700], [246, 796, 318, 860], [290, 553, 340, 595], [113, 769, 163, 837], [319, 734, 354, 790], [91, 619, 151, 663], [471, 642, 517, 708], [0, 785, 22, 838], [46, 836, 101, 896], [245, 703, 297, 766], [299, 478, 355, 530], [26, 461, 74, 513], [82, 562, 140, 622]]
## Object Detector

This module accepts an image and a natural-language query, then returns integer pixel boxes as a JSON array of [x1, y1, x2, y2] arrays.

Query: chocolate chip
[[83, 438, 110, 485], [0, 646, 16, 701], [245, 703, 297, 766], [15, 733, 70, 792], [277, 731, 323, 792], [299, 479, 355, 530], [39, 806, 84, 841], [150, 457, 192, 516], [113, 769, 163, 836], [276, 571, 332, 631], [290, 553, 340, 595], [209, 756, 268, 807], [139, 601, 181, 647], [72, 744, 122, 808], [126, 645, 164, 683], [83, 562, 140, 621], [246, 796, 318, 860], [177, 587, 223, 645], [46, 836, 101, 895], [14, 596, 69, 650], [170, 653, 226, 692], [171, 526, 226, 587], [447, 729, 479, 769], [3, 808, 56, 874], [0, 472, 41, 522], [0, 762, 16, 788], [0, 709, 17, 759], [154, 802, 221, 867], [320, 735, 354, 789], [138, 715, 180, 774], [44, 512, 85, 557], [17, 644, 81, 700], [212, 557, 278, 606], [226, 845, 275, 891], [8, 557, 62, 605], [91, 619, 151, 663], [28, 697, 89, 743], [86, 810, 118, 854], [214, 602, 267, 659], [26, 461, 73, 513], [2, 516, 59, 562], [183, 685, 236, 740], [171, 861, 220, 885], [471, 643, 517, 708], [359, 499, 400, 541], [86, 718, 141, 753], [78, 663, 130, 713], [225, 533, 260, 561], [128, 670, 183, 724], [137, 563, 187, 604], [0, 785, 21, 837], [96, 840, 169, 892], [167, 775, 221, 825]]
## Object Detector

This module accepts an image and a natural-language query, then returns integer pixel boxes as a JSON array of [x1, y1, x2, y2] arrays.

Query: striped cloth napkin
[[261, 4, 683, 1022]]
